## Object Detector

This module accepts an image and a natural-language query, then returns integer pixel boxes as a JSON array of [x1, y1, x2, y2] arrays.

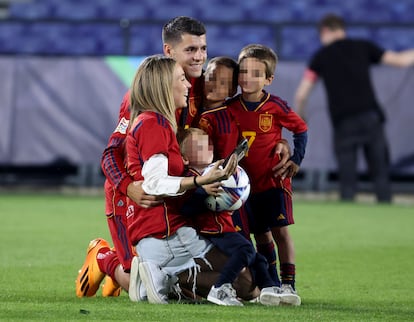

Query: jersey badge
[[259, 114, 273, 132]]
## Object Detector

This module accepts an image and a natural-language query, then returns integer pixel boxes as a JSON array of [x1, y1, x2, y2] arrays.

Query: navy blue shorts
[[245, 188, 294, 235]]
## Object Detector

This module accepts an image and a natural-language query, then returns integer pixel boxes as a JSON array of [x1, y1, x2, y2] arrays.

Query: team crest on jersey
[[114, 117, 129, 134], [259, 114, 273, 132], [188, 96, 201, 117]]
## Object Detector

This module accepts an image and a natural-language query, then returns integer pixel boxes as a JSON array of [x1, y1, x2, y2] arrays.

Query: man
[[295, 13, 414, 202], [76, 16, 292, 301]]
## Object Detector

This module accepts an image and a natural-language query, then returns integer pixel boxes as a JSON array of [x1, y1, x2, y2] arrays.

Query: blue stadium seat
[[0, 23, 25, 52], [7, 2, 53, 19], [145, 4, 197, 20], [99, 1, 151, 20], [129, 25, 164, 56], [197, 5, 246, 22], [280, 27, 320, 60], [375, 27, 414, 51], [3, 0, 414, 58], [206, 24, 276, 58], [52, 2, 99, 20]]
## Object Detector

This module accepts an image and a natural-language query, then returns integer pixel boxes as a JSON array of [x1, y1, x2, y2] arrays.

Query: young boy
[[198, 56, 240, 160], [199, 56, 282, 288], [227, 44, 308, 306], [198, 57, 256, 240], [178, 127, 291, 307]]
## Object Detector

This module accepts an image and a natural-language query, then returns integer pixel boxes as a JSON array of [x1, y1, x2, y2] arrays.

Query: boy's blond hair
[[176, 127, 206, 155], [238, 44, 278, 78]]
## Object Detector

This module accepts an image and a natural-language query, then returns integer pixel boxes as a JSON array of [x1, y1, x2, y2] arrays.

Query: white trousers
[[136, 226, 213, 276]]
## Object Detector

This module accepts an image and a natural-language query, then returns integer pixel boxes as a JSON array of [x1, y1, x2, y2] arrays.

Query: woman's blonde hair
[[130, 55, 178, 132]]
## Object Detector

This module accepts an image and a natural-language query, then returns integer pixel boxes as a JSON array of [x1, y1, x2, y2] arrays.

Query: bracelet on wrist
[[193, 175, 201, 188]]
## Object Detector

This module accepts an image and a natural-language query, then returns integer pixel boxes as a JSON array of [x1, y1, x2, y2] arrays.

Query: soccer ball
[[202, 164, 250, 212]]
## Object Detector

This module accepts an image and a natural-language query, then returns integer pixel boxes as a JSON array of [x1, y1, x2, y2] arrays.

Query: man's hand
[[127, 181, 163, 208], [271, 139, 301, 179], [278, 160, 300, 179]]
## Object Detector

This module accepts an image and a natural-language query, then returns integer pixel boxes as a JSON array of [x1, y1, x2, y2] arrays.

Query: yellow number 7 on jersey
[[241, 131, 256, 156]]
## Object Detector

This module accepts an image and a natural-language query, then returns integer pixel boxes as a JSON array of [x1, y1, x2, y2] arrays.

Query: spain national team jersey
[[227, 91, 307, 194], [126, 111, 188, 245], [198, 104, 240, 160], [180, 168, 237, 234], [176, 76, 204, 129]]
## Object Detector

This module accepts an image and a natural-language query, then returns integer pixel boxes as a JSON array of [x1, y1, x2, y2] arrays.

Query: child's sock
[[280, 262, 296, 290], [256, 242, 280, 286], [96, 247, 120, 281]]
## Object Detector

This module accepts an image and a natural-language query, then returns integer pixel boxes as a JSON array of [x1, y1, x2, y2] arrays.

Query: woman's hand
[[199, 154, 238, 185]]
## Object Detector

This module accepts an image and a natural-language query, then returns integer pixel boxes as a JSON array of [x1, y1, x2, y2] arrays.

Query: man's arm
[[101, 91, 162, 207], [381, 49, 414, 68], [294, 69, 318, 120], [271, 139, 291, 179]]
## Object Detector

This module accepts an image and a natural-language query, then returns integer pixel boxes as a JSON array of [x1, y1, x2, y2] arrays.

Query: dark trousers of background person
[[333, 110, 392, 203]]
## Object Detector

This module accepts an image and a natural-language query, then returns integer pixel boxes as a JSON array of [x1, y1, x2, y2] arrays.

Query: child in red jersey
[[178, 128, 292, 307], [227, 44, 308, 306], [198, 56, 294, 295], [199, 57, 240, 160], [198, 57, 253, 239]]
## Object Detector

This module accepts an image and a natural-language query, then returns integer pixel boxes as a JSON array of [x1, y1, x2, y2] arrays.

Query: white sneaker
[[139, 261, 169, 304], [249, 297, 260, 303], [128, 256, 147, 302], [259, 287, 281, 306], [279, 284, 301, 306], [207, 283, 244, 306]]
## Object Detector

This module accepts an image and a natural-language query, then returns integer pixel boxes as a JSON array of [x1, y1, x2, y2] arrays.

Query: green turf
[[1, 193, 413, 321]]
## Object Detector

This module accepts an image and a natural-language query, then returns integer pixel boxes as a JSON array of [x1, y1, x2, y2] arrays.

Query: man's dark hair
[[318, 14, 346, 32], [162, 16, 206, 45]]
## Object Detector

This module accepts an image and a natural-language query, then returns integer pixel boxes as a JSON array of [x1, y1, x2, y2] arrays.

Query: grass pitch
[[1, 192, 413, 321]]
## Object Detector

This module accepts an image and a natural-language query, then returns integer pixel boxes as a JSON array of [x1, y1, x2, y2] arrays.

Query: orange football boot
[[75, 238, 110, 297], [102, 275, 122, 297]]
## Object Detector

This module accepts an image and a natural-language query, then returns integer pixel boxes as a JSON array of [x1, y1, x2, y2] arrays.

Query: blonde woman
[[126, 55, 238, 304]]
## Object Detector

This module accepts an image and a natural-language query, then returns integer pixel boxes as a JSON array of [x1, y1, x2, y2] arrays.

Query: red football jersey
[[198, 104, 240, 160], [126, 111, 188, 244], [228, 92, 307, 193], [176, 76, 204, 129], [101, 91, 132, 196]]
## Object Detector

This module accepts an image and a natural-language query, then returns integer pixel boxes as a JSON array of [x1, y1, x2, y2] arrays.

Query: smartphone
[[223, 137, 249, 167]]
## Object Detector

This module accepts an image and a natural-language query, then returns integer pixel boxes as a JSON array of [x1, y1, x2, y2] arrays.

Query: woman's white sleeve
[[141, 154, 185, 196]]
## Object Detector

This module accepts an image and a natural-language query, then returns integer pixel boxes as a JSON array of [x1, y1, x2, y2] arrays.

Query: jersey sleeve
[[273, 97, 308, 166], [101, 91, 132, 195], [198, 113, 214, 137], [308, 49, 323, 75]]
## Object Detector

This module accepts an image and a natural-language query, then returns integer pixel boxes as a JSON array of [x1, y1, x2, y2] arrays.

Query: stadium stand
[[1, 0, 413, 59], [0, 0, 413, 193]]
